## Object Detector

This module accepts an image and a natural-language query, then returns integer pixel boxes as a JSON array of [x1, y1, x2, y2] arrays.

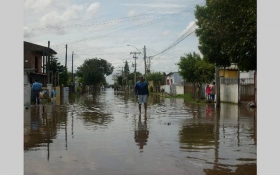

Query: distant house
[[165, 72, 184, 85], [240, 70, 255, 79], [24, 41, 57, 86]]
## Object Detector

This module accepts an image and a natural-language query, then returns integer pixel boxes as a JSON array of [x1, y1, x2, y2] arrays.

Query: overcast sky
[[24, 0, 205, 84]]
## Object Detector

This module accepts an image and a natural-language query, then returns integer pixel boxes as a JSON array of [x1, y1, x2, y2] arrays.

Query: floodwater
[[24, 88, 256, 175]]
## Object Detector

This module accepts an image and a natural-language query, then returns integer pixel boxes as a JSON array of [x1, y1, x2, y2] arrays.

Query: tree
[[195, 0, 256, 71], [127, 72, 142, 85], [146, 72, 164, 84], [124, 61, 130, 78], [123, 61, 130, 85], [48, 57, 68, 86], [177, 52, 215, 98], [76, 58, 114, 86]]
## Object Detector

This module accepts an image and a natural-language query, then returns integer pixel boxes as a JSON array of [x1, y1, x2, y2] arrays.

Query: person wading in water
[[134, 75, 149, 114]]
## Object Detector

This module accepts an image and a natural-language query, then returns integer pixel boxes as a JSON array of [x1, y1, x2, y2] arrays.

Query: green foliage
[[48, 57, 68, 86], [77, 86, 82, 93], [177, 52, 215, 84], [124, 61, 130, 77], [146, 72, 164, 84], [177, 52, 215, 99], [195, 0, 256, 71], [126, 72, 142, 85], [117, 76, 123, 85], [194, 59, 215, 84], [76, 58, 114, 85], [59, 69, 69, 86]]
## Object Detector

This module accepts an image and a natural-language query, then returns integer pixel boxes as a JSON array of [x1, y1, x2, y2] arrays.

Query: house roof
[[24, 41, 57, 55], [166, 72, 179, 76]]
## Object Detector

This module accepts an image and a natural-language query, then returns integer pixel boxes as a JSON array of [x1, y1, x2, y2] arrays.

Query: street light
[[127, 45, 141, 85], [127, 45, 141, 54]]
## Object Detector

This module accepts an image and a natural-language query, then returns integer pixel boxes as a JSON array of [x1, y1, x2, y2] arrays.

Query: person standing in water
[[134, 75, 149, 114]]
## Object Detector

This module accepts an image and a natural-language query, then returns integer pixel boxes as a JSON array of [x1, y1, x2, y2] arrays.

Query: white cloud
[[25, 0, 54, 12], [128, 10, 137, 17], [162, 30, 170, 36], [122, 3, 184, 8], [179, 21, 197, 36], [24, 26, 32, 38], [39, 4, 84, 27], [85, 2, 100, 19]]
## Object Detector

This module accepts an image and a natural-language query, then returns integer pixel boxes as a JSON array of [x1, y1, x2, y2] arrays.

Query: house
[[161, 72, 184, 95], [24, 41, 57, 86], [219, 63, 238, 78], [219, 63, 255, 104], [165, 72, 184, 85]]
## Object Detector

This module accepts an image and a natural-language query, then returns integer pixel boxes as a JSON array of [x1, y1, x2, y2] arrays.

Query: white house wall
[[162, 85, 170, 94], [220, 84, 239, 103], [24, 74, 29, 84], [161, 85, 184, 95]]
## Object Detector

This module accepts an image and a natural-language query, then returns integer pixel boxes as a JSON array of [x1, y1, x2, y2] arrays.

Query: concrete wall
[[161, 85, 184, 95], [161, 85, 170, 94], [24, 74, 29, 84], [220, 84, 238, 103], [24, 84, 31, 106]]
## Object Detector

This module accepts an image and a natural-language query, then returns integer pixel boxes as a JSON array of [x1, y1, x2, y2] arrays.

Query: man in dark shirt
[[32, 79, 42, 105], [134, 75, 149, 113]]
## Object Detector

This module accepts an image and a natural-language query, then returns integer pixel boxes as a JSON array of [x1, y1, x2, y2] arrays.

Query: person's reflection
[[206, 104, 212, 117], [134, 113, 149, 151], [206, 103, 215, 118]]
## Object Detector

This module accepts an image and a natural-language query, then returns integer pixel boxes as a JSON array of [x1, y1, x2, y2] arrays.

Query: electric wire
[[51, 10, 189, 48]]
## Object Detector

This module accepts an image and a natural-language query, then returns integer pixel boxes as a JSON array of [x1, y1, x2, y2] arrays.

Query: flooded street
[[24, 88, 256, 175]]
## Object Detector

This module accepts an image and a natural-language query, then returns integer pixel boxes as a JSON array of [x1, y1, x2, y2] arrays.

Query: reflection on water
[[134, 114, 149, 151], [24, 90, 256, 175]]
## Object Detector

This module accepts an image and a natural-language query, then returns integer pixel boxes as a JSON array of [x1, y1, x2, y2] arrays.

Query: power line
[[150, 22, 197, 58], [30, 7, 191, 30], [52, 11, 188, 48]]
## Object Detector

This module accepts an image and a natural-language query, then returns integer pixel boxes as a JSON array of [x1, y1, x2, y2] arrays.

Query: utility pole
[[121, 67, 124, 86], [215, 66, 220, 108], [47, 41, 50, 84], [43, 51, 45, 74], [123, 60, 126, 86], [65, 44, 68, 69], [143, 45, 147, 80], [72, 51, 74, 85], [148, 56, 152, 73], [130, 52, 141, 85]]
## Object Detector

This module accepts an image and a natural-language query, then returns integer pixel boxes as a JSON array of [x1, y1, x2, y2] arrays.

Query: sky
[[24, 0, 205, 84]]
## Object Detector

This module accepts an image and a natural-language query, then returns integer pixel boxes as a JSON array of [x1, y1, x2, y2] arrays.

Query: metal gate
[[239, 78, 255, 101]]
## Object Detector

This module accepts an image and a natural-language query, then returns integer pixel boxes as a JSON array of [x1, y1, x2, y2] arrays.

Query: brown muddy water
[[24, 88, 256, 175]]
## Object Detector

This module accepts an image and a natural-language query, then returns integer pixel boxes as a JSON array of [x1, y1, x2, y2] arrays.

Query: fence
[[220, 77, 255, 103], [161, 85, 184, 95], [239, 78, 255, 101]]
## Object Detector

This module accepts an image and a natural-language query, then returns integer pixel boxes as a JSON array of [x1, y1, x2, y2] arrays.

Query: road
[[24, 88, 256, 175]]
